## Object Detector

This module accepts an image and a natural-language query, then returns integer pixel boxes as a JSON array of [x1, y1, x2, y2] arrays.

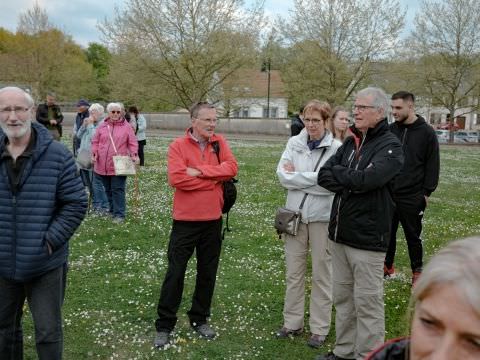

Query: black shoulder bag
[[212, 141, 238, 240]]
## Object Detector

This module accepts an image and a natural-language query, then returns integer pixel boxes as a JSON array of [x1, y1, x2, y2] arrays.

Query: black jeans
[[0, 265, 67, 360], [138, 140, 146, 166], [155, 218, 223, 332], [385, 194, 426, 272]]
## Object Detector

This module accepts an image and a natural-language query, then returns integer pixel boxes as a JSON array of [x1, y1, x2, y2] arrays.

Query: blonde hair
[[330, 106, 350, 142]]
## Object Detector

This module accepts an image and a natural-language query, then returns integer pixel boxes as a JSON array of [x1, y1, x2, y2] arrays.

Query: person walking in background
[[366, 236, 480, 360], [316, 87, 404, 360], [290, 105, 305, 136], [0, 86, 87, 359], [35, 92, 64, 140], [91, 102, 139, 223], [76, 103, 109, 214], [330, 106, 351, 142], [72, 99, 90, 156], [276, 100, 342, 348], [384, 91, 440, 285], [128, 106, 147, 166], [154, 102, 238, 348]]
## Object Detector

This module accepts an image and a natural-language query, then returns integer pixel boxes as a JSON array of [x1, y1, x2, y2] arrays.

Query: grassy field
[[21, 136, 480, 359]]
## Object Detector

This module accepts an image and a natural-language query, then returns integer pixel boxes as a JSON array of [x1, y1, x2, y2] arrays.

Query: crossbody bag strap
[[107, 126, 118, 155], [298, 147, 327, 210]]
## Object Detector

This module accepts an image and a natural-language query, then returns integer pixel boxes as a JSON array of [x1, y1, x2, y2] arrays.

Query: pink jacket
[[91, 118, 138, 176]]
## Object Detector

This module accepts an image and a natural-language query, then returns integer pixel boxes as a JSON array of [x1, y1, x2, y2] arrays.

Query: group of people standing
[[281, 87, 440, 360], [36, 94, 147, 222], [3, 85, 476, 360]]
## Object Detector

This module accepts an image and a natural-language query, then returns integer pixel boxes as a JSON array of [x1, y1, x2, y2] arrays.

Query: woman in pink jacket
[[91, 102, 139, 223]]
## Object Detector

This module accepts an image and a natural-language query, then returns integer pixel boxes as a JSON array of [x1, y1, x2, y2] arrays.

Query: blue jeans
[[98, 174, 127, 219], [0, 265, 67, 360], [92, 173, 109, 212]]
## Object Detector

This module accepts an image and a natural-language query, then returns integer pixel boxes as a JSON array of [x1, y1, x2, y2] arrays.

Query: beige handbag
[[108, 126, 136, 176]]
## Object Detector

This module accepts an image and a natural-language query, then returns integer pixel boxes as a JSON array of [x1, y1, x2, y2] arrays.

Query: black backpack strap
[[212, 141, 230, 240]]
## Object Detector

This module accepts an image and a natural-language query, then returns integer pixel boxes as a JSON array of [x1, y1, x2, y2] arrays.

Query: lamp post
[[261, 58, 271, 118]]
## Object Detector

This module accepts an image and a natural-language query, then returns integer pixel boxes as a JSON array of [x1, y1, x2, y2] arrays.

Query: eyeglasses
[[110, 110, 121, 114], [303, 118, 323, 125], [352, 105, 376, 112], [197, 118, 217, 124], [0, 106, 31, 116]]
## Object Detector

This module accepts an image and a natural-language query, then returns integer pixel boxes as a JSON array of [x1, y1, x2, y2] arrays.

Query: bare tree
[[100, 0, 264, 109], [411, 0, 480, 140], [17, 1, 53, 35], [278, 0, 405, 106]]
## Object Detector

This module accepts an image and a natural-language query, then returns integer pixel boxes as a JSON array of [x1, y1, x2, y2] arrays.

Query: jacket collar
[[292, 128, 335, 150]]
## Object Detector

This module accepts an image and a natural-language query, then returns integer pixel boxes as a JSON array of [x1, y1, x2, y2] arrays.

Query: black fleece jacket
[[389, 115, 439, 197]]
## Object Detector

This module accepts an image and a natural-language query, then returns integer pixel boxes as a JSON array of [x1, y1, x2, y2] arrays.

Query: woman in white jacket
[[276, 100, 342, 348]]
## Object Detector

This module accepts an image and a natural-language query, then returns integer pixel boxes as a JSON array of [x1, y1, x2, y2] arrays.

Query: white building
[[217, 69, 289, 119]]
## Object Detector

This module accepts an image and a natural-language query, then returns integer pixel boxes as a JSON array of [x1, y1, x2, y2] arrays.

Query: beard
[[0, 118, 31, 139], [395, 113, 409, 123]]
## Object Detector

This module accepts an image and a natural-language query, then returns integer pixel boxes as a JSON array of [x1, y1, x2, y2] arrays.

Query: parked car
[[467, 131, 479, 143], [454, 131, 471, 143], [435, 129, 449, 143]]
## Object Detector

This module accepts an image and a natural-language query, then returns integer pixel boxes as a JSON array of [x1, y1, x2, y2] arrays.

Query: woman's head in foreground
[[410, 236, 480, 360]]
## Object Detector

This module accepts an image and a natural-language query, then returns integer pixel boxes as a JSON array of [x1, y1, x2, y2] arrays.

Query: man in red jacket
[[154, 102, 238, 348]]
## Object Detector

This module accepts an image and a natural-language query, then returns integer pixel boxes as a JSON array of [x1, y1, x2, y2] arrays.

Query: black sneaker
[[193, 323, 216, 339], [275, 326, 303, 338], [153, 330, 171, 348], [315, 351, 355, 360]]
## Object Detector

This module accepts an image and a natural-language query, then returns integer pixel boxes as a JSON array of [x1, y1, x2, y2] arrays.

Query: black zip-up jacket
[[389, 115, 439, 197], [36, 103, 64, 131], [318, 119, 404, 252]]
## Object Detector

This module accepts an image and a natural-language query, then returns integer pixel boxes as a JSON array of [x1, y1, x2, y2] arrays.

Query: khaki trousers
[[283, 222, 332, 335], [331, 242, 385, 360]]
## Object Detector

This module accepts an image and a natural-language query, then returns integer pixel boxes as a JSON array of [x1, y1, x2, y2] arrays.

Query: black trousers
[[155, 218, 223, 332], [138, 140, 146, 166], [385, 194, 426, 272]]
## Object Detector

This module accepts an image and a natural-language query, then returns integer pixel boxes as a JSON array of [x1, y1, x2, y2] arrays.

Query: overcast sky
[[0, 0, 419, 48]]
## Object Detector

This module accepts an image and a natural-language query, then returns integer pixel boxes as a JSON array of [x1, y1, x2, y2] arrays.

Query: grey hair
[[106, 102, 122, 112], [89, 103, 105, 116], [189, 102, 215, 119], [356, 87, 390, 117], [412, 236, 480, 316], [0, 86, 34, 108], [46, 92, 56, 98]]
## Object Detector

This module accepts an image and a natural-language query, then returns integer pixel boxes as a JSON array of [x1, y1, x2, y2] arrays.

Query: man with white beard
[[0, 87, 87, 359]]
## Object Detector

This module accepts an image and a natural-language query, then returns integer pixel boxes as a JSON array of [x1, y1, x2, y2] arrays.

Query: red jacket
[[168, 130, 238, 221]]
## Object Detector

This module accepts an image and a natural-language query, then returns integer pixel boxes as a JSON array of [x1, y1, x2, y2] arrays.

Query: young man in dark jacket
[[35, 92, 64, 140], [316, 87, 404, 360], [0, 87, 87, 359], [290, 105, 305, 136], [384, 91, 440, 285]]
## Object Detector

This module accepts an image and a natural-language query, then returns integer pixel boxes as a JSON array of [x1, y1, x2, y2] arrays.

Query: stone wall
[[62, 112, 292, 136]]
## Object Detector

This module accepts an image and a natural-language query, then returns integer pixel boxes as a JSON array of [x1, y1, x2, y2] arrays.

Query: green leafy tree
[[278, 0, 405, 109], [100, 0, 264, 109], [410, 0, 480, 141], [86, 43, 112, 101]]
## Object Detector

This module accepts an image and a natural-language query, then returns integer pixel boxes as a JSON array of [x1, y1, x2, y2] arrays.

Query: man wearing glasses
[[0, 87, 87, 359], [154, 102, 238, 348], [316, 87, 404, 360]]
